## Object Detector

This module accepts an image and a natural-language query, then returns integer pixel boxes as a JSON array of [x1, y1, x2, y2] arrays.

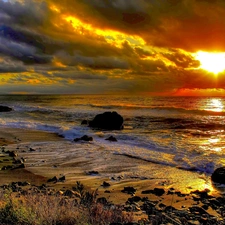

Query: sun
[[195, 51, 225, 74]]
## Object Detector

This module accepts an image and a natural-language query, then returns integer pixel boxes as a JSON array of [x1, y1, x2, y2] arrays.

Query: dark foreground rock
[[74, 135, 93, 142], [81, 120, 88, 125], [211, 167, 225, 184], [89, 111, 123, 130], [105, 136, 117, 142], [0, 105, 13, 112]]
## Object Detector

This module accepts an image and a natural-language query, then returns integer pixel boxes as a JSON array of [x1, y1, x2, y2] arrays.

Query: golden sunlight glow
[[64, 16, 145, 47], [195, 51, 225, 74], [204, 98, 224, 112], [210, 99, 224, 112]]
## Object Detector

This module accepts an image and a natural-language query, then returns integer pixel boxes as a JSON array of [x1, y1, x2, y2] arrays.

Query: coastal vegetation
[[0, 181, 134, 225]]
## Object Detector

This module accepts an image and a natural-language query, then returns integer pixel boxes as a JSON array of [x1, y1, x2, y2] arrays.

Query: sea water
[[0, 94, 225, 177]]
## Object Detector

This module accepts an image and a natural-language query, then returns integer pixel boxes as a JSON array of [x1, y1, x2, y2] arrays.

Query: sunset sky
[[1, 0, 225, 95]]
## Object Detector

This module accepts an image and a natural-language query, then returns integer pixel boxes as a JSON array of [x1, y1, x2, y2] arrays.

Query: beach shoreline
[[0, 127, 224, 223]]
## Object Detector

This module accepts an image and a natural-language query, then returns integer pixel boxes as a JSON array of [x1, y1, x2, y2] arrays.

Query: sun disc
[[195, 51, 225, 74]]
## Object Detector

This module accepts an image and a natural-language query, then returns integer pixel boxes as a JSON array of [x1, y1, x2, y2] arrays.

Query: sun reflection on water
[[207, 99, 224, 112]]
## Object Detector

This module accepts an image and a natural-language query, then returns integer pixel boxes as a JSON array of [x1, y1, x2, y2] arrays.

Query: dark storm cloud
[[0, 36, 52, 64], [1, 0, 225, 94], [0, 0, 48, 27], [0, 58, 27, 73], [54, 0, 225, 51], [56, 51, 129, 70], [50, 71, 108, 80]]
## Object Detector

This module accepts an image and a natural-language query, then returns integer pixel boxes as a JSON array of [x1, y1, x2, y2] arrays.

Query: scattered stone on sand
[[89, 111, 123, 130], [58, 175, 66, 182], [142, 188, 165, 196], [74, 135, 93, 142], [211, 166, 225, 184], [86, 170, 99, 175], [127, 196, 142, 204], [47, 175, 65, 182], [121, 186, 136, 195], [8, 151, 18, 157], [102, 181, 110, 187], [47, 176, 58, 183], [105, 136, 117, 142], [29, 147, 36, 152]]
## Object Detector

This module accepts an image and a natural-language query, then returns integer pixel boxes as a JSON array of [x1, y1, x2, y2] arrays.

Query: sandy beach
[[1, 127, 224, 224]]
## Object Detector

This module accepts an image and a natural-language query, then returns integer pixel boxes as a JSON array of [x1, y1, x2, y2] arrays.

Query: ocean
[[0, 94, 225, 177]]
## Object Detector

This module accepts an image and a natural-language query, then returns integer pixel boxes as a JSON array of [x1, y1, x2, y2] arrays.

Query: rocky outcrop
[[89, 111, 123, 130], [0, 105, 13, 112], [211, 167, 225, 184]]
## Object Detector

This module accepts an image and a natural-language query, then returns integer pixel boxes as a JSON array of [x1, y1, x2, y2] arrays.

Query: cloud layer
[[0, 0, 225, 95]]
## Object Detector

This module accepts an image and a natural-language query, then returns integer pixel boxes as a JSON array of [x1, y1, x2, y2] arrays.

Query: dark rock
[[105, 136, 117, 142], [142, 188, 165, 196], [141, 201, 156, 215], [29, 148, 36, 152], [191, 189, 211, 199], [8, 151, 17, 157], [74, 135, 93, 142], [127, 196, 142, 203], [174, 191, 186, 197], [58, 134, 64, 138], [81, 120, 88, 125], [87, 170, 99, 175], [216, 196, 225, 204], [211, 167, 225, 184], [39, 184, 47, 190], [58, 175, 66, 182], [152, 188, 165, 196], [102, 181, 110, 187], [21, 181, 30, 186], [89, 111, 123, 130], [47, 176, 58, 182], [202, 204, 209, 210], [164, 205, 176, 212], [158, 203, 166, 209], [121, 186, 136, 195], [64, 190, 74, 197], [0, 105, 13, 112], [208, 199, 221, 210]]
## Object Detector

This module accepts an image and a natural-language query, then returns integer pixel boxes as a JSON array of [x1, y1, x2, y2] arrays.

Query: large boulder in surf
[[211, 167, 225, 184], [89, 111, 123, 130], [0, 105, 12, 112]]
